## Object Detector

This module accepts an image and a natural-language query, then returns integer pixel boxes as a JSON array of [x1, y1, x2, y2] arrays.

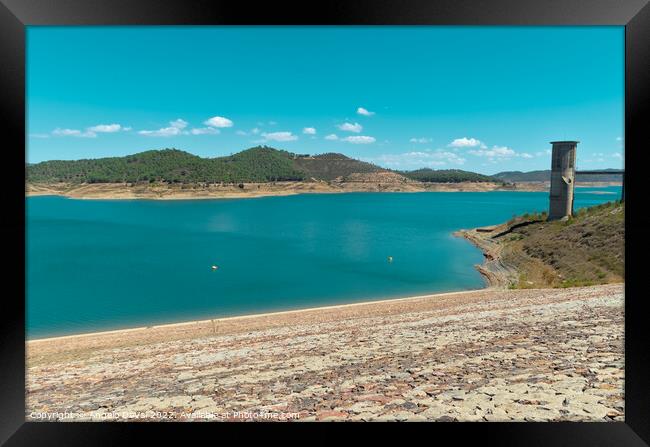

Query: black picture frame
[[1, 0, 649, 445]]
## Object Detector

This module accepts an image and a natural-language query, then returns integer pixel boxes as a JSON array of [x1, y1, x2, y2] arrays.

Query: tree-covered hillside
[[401, 168, 496, 183], [27, 147, 503, 185], [27, 147, 307, 183], [292, 153, 384, 181]]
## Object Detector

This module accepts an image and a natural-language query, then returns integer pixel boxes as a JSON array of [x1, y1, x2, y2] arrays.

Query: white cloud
[[235, 130, 248, 136], [52, 128, 96, 138], [138, 128, 181, 137], [303, 127, 317, 135], [251, 128, 260, 134], [138, 119, 188, 137], [435, 151, 466, 165], [356, 107, 375, 116], [191, 127, 220, 135], [467, 145, 533, 162], [325, 134, 338, 141], [410, 137, 432, 144], [50, 122, 131, 138], [171, 119, 188, 129], [261, 131, 298, 142], [612, 152, 622, 159], [52, 128, 81, 136], [367, 150, 465, 169], [468, 145, 516, 158], [448, 137, 486, 148], [204, 116, 234, 128], [337, 122, 363, 133], [341, 135, 376, 144], [30, 133, 50, 139], [616, 136, 623, 141], [87, 124, 122, 133]]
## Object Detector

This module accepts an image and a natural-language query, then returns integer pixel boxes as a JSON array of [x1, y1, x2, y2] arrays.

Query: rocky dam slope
[[27, 284, 624, 422]]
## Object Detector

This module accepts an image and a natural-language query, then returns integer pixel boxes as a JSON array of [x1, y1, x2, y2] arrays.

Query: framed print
[[1, 0, 649, 445]]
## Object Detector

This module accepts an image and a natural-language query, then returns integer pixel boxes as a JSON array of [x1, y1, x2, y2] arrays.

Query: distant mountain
[[292, 152, 384, 181], [27, 146, 498, 185], [492, 170, 551, 182], [494, 169, 623, 183], [402, 168, 496, 183], [575, 168, 624, 182]]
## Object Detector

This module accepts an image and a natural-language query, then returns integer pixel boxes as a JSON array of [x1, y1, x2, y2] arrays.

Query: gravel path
[[26, 284, 624, 422]]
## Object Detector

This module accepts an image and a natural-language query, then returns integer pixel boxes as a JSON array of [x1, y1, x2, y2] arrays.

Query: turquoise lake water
[[26, 187, 621, 338]]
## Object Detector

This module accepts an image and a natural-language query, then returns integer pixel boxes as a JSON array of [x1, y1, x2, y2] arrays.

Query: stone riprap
[[26, 284, 624, 422]]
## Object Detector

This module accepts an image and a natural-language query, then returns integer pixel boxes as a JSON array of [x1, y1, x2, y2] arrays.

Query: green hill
[[402, 168, 496, 183], [27, 147, 501, 185], [292, 153, 384, 181], [27, 147, 306, 184], [498, 201, 624, 288]]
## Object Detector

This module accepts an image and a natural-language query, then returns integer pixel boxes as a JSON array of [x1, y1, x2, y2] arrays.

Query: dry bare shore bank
[[25, 181, 621, 201], [26, 180, 551, 200], [456, 201, 624, 290], [455, 226, 519, 288], [27, 284, 624, 422]]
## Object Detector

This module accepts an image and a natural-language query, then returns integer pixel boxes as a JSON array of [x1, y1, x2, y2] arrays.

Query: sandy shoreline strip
[[29, 287, 501, 361], [25, 180, 552, 201], [29, 288, 485, 343], [25, 181, 621, 203]]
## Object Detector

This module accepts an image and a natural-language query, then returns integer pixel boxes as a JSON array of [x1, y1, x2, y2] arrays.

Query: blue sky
[[27, 26, 624, 174]]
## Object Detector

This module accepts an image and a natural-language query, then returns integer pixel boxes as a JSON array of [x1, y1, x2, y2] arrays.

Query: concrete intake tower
[[548, 141, 578, 220]]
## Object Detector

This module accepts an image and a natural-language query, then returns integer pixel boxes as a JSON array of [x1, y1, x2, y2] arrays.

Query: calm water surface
[[26, 187, 621, 338]]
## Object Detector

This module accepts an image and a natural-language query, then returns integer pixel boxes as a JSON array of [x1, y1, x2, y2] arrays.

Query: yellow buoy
[[211, 265, 219, 270]]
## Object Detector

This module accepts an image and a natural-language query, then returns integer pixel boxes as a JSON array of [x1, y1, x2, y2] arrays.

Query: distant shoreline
[[25, 181, 620, 200]]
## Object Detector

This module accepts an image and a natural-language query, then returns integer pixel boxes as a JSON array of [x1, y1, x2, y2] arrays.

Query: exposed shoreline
[[456, 201, 624, 290], [25, 180, 619, 201], [454, 226, 517, 288], [25, 180, 538, 200], [26, 283, 624, 421], [29, 288, 486, 343]]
